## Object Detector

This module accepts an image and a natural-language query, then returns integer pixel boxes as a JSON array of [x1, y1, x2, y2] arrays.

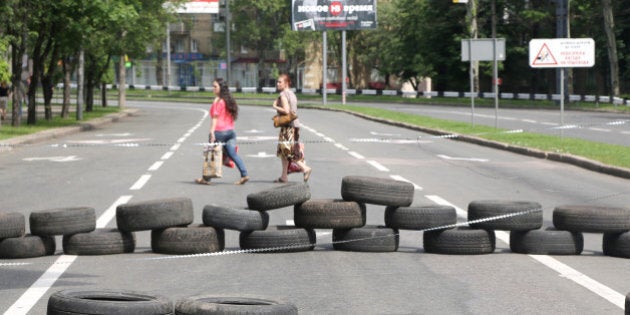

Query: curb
[[316, 106, 630, 181], [0, 109, 139, 149]]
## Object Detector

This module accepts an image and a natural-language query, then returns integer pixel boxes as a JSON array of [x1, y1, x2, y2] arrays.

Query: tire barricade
[[1, 176, 630, 258], [1, 175, 630, 313]]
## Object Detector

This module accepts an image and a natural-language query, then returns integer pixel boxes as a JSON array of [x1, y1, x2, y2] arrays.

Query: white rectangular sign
[[170, 0, 219, 14], [529, 38, 595, 68]]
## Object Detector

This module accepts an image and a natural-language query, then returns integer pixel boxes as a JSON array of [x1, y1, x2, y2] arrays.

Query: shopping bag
[[287, 143, 305, 174], [202, 145, 223, 180]]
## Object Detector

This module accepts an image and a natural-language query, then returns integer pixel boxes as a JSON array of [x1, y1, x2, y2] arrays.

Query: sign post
[[461, 38, 505, 127], [529, 38, 595, 131]]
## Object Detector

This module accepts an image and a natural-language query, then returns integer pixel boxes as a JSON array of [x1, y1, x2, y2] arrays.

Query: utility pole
[[225, 0, 231, 86]]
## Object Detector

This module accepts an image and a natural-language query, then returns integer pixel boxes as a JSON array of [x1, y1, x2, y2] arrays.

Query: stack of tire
[[553, 205, 630, 258], [47, 289, 298, 314], [203, 182, 314, 253], [116, 197, 224, 255], [0, 207, 135, 258]]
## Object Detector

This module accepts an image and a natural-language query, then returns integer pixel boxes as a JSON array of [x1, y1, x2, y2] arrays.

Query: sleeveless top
[[281, 89, 300, 128]]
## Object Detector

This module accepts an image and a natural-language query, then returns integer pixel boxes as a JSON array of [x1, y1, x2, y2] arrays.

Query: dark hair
[[278, 73, 292, 88], [214, 78, 238, 120]]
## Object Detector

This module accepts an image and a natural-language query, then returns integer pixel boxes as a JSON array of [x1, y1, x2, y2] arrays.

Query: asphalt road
[[1, 101, 629, 314]]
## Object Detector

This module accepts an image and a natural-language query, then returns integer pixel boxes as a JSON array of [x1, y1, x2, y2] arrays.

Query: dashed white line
[[161, 152, 174, 160], [148, 161, 164, 171], [96, 195, 133, 228], [390, 175, 422, 190], [130, 174, 151, 190], [170, 143, 181, 151], [588, 127, 611, 133], [367, 160, 389, 172], [348, 151, 365, 159], [423, 194, 624, 310]]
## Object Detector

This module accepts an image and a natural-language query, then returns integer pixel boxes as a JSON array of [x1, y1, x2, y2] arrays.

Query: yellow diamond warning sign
[[529, 38, 595, 68]]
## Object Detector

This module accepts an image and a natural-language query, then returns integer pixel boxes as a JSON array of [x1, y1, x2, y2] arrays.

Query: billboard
[[292, 0, 377, 31]]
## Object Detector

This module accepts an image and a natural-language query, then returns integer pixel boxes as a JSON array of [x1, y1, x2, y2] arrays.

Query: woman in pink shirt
[[196, 78, 249, 185]]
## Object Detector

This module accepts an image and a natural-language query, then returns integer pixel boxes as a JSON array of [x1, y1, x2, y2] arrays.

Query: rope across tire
[[1, 176, 629, 313]]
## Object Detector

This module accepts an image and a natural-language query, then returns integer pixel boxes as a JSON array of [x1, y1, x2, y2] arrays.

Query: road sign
[[461, 39, 506, 61], [529, 38, 595, 68]]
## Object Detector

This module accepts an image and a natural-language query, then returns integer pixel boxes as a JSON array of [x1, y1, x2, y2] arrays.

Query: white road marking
[[348, 151, 365, 159], [522, 119, 537, 123], [390, 175, 423, 190], [170, 143, 181, 151], [96, 133, 131, 137], [96, 195, 133, 228], [3, 255, 77, 315], [437, 154, 488, 162], [248, 152, 276, 158], [130, 174, 151, 190], [588, 127, 611, 133], [23, 156, 81, 162], [370, 131, 401, 136], [335, 143, 349, 150], [161, 152, 174, 160], [148, 161, 164, 171], [424, 194, 624, 310], [367, 160, 389, 172]]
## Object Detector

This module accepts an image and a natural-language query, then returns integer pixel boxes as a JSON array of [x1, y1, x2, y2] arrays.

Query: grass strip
[[321, 104, 630, 169]]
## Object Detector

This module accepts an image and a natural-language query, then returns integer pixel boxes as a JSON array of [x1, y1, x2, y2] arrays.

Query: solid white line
[[522, 119, 538, 123], [161, 151, 174, 160], [348, 151, 365, 159], [148, 161, 164, 171], [424, 194, 624, 310], [130, 174, 151, 190], [96, 195, 133, 228], [367, 160, 389, 172], [390, 175, 422, 190], [4, 255, 77, 315]]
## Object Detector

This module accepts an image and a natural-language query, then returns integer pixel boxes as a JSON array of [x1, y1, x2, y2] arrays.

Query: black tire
[[0, 234, 55, 259], [47, 289, 173, 315], [246, 183, 311, 211], [29, 207, 96, 236], [0, 212, 25, 239], [423, 227, 495, 255], [626, 293, 630, 315], [202, 204, 269, 231], [116, 197, 194, 232], [332, 225, 399, 252], [294, 199, 366, 229], [239, 225, 315, 253], [510, 227, 584, 255], [603, 231, 630, 258], [468, 200, 543, 231], [151, 224, 225, 255], [385, 205, 457, 231], [553, 205, 630, 233], [62, 228, 135, 255], [175, 295, 298, 315], [341, 176, 414, 207]]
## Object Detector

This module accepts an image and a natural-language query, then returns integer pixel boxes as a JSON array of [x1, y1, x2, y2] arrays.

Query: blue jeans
[[214, 129, 248, 177]]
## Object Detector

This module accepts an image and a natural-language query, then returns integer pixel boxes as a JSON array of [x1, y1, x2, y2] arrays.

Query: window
[[191, 39, 199, 53]]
